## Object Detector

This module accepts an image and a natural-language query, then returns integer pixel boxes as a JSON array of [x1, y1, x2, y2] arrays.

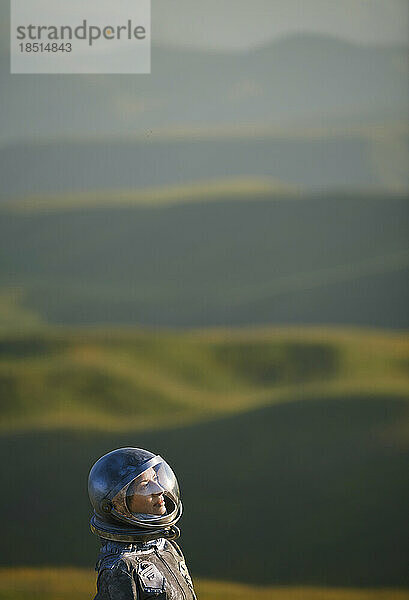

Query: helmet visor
[[111, 458, 180, 528]]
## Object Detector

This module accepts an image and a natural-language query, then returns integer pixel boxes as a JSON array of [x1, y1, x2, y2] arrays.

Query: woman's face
[[127, 467, 166, 515]]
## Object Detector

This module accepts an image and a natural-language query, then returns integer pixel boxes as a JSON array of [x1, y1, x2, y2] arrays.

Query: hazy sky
[[1, 0, 408, 58], [2, 0, 408, 54], [154, 0, 409, 50]]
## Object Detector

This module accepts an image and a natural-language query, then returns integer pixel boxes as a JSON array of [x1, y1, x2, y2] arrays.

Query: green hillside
[[1, 193, 408, 329], [0, 569, 408, 600], [0, 326, 408, 585], [0, 327, 407, 432], [1, 394, 408, 585]]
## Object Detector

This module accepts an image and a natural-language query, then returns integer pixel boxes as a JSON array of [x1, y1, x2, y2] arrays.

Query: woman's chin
[[151, 498, 166, 515]]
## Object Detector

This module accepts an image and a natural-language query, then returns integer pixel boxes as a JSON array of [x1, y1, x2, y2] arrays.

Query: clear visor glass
[[112, 460, 180, 526]]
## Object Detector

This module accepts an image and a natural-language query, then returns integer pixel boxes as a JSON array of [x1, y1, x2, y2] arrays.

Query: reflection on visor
[[127, 467, 165, 497]]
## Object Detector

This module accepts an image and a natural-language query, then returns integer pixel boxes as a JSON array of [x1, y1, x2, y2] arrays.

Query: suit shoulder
[[164, 539, 185, 559], [98, 553, 138, 574]]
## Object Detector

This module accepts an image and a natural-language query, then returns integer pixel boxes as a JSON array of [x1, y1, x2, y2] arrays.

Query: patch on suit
[[137, 561, 165, 594]]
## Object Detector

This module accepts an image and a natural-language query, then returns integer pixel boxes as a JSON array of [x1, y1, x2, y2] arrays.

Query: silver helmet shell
[[88, 447, 182, 542]]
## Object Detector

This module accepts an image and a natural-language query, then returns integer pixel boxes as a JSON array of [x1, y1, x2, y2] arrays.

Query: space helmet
[[88, 447, 182, 542]]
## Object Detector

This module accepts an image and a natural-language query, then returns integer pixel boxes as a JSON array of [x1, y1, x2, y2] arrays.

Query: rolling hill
[[1, 128, 408, 202], [0, 326, 408, 432], [0, 326, 408, 586], [1, 192, 408, 329], [1, 391, 408, 585]]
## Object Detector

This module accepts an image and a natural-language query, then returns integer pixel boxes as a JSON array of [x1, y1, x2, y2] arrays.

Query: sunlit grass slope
[[0, 326, 408, 432], [0, 569, 407, 600], [5, 177, 299, 212]]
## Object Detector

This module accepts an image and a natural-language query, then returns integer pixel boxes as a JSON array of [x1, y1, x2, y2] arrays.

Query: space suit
[[88, 447, 197, 600]]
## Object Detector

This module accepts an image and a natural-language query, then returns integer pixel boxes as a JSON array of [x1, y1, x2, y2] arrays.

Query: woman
[[88, 447, 197, 599]]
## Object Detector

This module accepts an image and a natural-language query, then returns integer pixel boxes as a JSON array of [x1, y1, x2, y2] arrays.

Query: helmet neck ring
[[90, 514, 180, 544]]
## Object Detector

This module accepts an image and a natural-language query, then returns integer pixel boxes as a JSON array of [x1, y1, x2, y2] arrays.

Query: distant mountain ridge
[[1, 32, 407, 144]]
